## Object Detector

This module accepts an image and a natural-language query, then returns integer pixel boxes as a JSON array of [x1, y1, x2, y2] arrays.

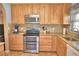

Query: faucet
[[72, 28, 79, 38], [73, 28, 79, 32]]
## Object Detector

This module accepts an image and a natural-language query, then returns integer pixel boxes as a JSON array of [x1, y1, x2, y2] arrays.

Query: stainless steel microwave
[[25, 15, 39, 23]]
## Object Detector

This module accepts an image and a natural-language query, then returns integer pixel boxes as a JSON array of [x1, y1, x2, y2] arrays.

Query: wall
[[40, 24, 63, 34], [2, 3, 11, 24], [2, 3, 11, 52]]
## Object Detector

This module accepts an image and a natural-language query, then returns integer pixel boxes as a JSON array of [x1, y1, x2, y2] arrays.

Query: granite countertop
[[57, 34, 79, 51], [40, 33, 61, 36], [0, 42, 5, 45], [40, 33, 79, 51], [9, 33, 24, 35], [9, 32, 79, 51]]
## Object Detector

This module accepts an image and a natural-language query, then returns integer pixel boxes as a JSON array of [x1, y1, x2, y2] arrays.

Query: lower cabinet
[[0, 44, 4, 52], [9, 34, 23, 51], [9, 34, 67, 55], [52, 35, 57, 51], [56, 36, 67, 56], [40, 35, 52, 51], [40, 35, 67, 55], [0, 44, 4, 56], [40, 35, 57, 52]]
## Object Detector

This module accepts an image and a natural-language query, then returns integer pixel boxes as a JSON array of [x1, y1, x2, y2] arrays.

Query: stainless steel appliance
[[25, 14, 39, 24], [23, 28, 39, 53], [0, 24, 4, 42]]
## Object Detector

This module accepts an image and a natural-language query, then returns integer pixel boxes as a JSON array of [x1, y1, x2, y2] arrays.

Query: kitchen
[[0, 3, 79, 56]]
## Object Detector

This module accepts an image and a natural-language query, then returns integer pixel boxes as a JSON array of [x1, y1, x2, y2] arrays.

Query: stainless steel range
[[23, 28, 40, 53]]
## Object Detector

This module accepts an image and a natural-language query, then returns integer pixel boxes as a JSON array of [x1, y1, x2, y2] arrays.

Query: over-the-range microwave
[[25, 15, 40, 23]]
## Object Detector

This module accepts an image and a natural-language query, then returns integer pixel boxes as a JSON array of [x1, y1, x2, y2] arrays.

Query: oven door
[[24, 36, 39, 53], [24, 36, 39, 42], [24, 42, 37, 52]]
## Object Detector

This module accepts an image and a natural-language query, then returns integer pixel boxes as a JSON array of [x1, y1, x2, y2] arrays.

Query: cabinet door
[[11, 4, 17, 24], [9, 35, 23, 51], [52, 35, 57, 51], [63, 4, 71, 16], [28, 4, 33, 15], [32, 4, 40, 15], [63, 4, 71, 24], [44, 4, 51, 24], [0, 5, 3, 24], [40, 46, 52, 51], [50, 4, 54, 24], [60, 39, 67, 56], [39, 4, 45, 24], [0, 45, 4, 52], [56, 36, 67, 56], [18, 4, 25, 24], [40, 36, 52, 51], [11, 4, 25, 24], [53, 4, 63, 24]]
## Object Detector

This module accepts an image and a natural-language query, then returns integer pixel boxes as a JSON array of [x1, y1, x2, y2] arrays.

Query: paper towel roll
[[63, 28, 67, 35]]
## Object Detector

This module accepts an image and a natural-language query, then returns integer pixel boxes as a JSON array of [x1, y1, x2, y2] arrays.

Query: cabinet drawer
[[0, 45, 4, 52], [40, 36, 52, 38], [40, 40, 52, 43], [10, 42, 23, 45], [40, 38, 52, 42], [10, 44, 23, 47], [40, 42, 52, 46], [10, 44, 23, 50], [40, 46, 52, 51]]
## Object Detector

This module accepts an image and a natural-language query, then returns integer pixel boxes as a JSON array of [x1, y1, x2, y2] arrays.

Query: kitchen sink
[[63, 37, 79, 41]]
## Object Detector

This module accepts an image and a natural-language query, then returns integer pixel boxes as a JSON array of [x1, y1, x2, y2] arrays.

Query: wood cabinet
[[32, 4, 40, 14], [40, 35, 52, 51], [9, 34, 23, 51], [27, 4, 33, 15], [0, 5, 3, 24], [39, 4, 45, 24], [40, 35, 57, 52], [11, 4, 25, 24], [50, 4, 63, 24], [11, 4, 18, 24], [53, 4, 63, 24], [63, 4, 71, 16], [63, 4, 71, 24], [11, 4, 71, 24], [44, 4, 51, 24], [40, 4, 51, 24], [0, 44, 4, 52], [56, 36, 67, 56], [0, 44, 4, 56], [50, 4, 54, 24], [52, 35, 57, 51]]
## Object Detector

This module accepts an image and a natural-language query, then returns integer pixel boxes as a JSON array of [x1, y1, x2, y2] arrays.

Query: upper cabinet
[[50, 4, 63, 24], [32, 4, 40, 14], [39, 4, 51, 24], [50, 4, 54, 24], [0, 11, 3, 24], [11, 4, 71, 24], [44, 4, 51, 24], [11, 4, 25, 24], [39, 4, 45, 24], [63, 4, 71, 24], [53, 4, 63, 24]]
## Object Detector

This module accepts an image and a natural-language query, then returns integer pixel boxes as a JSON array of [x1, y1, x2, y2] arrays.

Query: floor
[[0, 51, 57, 56]]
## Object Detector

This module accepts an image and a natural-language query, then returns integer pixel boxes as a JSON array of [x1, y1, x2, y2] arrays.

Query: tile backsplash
[[9, 24, 70, 34], [40, 24, 63, 34]]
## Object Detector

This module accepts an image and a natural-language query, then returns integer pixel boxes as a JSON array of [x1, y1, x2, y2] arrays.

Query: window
[[71, 12, 79, 32], [75, 13, 79, 19]]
